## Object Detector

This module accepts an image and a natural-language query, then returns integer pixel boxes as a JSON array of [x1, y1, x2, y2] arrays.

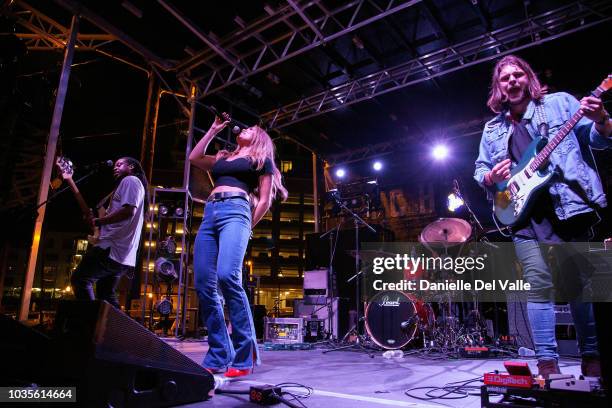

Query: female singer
[[189, 113, 288, 377]]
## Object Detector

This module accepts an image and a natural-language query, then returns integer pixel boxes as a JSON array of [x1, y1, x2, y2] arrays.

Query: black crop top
[[211, 157, 274, 193]]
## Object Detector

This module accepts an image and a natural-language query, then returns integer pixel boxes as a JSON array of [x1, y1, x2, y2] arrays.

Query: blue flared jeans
[[513, 237, 598, 360], [194, 196, 260, 370]]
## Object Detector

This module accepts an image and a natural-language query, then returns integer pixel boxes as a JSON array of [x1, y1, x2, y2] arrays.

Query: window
[[280, 160, 293, 173], [279, 266, 299, 277], [76, 240, 88, 252]]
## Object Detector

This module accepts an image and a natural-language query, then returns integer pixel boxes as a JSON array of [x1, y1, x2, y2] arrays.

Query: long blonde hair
[[216, 125, 288, 205], [487, 55, 544, 114]]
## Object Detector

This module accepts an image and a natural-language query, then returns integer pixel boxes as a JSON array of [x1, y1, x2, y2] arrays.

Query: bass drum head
[[365, 291, 417, 349]]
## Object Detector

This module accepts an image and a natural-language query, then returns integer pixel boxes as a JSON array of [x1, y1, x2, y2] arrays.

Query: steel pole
[[19, 15, 79, 321]]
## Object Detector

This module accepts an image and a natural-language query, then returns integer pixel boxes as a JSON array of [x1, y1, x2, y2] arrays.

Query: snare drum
[[364, 291, 435, 349]]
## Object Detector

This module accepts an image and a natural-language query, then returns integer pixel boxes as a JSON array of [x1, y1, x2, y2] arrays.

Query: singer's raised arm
[[189, 112, 230, 171]]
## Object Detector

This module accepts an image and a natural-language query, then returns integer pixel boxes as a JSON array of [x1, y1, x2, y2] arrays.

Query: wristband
[[94, 218, 102, 227]]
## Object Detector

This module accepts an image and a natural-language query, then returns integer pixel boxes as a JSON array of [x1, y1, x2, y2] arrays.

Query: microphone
[[83, 160, 114, 169], [400, 315, 419, 331], [202, 104, 248, 135]]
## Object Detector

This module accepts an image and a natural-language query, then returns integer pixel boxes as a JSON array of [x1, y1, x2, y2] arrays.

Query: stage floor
[[166, 339, 583, 408]]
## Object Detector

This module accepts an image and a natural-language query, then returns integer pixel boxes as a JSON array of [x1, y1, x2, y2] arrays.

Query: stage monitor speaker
[[0, 314, 52, 386], [52, 300, 214, 407]]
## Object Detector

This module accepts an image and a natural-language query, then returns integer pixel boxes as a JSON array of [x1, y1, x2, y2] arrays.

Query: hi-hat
[[419, 218, 472, 246]]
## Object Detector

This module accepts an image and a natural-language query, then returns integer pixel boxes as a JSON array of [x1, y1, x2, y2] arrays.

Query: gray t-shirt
[[96, 175, 144, 267]]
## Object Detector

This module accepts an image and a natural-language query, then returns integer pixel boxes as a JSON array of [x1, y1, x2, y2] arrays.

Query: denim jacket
[[474, 92, 611, 220]]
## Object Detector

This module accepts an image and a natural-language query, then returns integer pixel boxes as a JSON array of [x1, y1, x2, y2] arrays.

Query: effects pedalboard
[[480, 361, 607, 407]]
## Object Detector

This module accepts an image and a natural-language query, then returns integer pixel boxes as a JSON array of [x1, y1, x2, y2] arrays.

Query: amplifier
[[554, 303, 579, 357], [264, 318, 303, 344], [294, 298, 340, 338], [304, 269, 328, 304], [303, 318, 326, 343]]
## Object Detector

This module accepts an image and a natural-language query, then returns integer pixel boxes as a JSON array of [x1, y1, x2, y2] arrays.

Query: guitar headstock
[[599, 74, 612, 92], [56, 156, 74, 179]]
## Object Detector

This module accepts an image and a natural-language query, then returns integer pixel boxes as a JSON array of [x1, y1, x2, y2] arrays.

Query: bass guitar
[[56, 156, 106, 244]]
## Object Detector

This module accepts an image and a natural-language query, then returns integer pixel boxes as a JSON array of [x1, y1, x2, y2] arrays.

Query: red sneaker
[[224, 367, 252, 378]]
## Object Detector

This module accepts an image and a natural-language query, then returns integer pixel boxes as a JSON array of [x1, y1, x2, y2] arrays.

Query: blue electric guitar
[[494, 75, 611, 226]]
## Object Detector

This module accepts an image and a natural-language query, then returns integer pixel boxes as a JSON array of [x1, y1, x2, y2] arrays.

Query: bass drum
[[365, 291, 435, 350]]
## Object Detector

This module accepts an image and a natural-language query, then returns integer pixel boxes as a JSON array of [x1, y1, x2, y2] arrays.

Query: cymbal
[[419, 218, 472, 246]]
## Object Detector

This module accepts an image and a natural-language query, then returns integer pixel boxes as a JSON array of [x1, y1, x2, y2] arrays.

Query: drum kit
[[361, 217, 487, 351]]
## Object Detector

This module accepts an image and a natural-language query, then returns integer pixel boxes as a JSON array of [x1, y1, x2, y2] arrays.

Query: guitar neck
[[530, 87, 604, 171], [67, 178, 93, 218]]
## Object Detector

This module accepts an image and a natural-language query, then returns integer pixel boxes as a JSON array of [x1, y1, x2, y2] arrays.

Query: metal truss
[[184, 0, 423, 98], [325, 117, 487, 166], [262, 0, 612, 130], [8, 1, 115, 51]]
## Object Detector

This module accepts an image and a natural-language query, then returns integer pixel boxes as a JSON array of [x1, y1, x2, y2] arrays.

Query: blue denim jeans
[[194, 196, 259, 370], [513, 238, 598, 360]]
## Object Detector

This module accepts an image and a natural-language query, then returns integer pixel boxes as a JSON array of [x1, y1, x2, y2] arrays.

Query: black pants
[[71, 246, 130, 308]]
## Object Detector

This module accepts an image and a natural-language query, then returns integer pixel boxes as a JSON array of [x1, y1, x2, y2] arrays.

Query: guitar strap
[[96, 191, 113, 211], [534, 100, 549, 139]]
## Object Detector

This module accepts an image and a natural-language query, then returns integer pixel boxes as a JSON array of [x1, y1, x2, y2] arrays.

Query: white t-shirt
[[96, 175, 145, 267]]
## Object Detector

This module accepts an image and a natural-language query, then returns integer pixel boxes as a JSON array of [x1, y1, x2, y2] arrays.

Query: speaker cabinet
[[50, 300, 214, 407], [294, 297, 349, 339], [0, 314, 52, 386]]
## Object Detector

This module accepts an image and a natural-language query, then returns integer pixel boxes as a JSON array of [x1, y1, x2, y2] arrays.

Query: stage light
[[372, 161, 383, 171], [158, 236, 176, 256], [155, 298, 173, 316], [335, 168, 346, 178], [432, 144, 449, 160], [447, 193, 464, 212], [158, 204, 169, 216], [154, 257, 178, 282]]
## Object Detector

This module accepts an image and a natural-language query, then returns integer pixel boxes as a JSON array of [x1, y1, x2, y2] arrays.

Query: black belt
[[207, 191, 249, 202]]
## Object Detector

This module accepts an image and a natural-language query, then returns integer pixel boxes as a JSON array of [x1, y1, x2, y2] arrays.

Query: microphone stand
[[16, 168, 100, 223], [317, 220, 342, 341], [323, 193, 376, 355], [452, 179, 491, 338], [453, 179, 498, 249]]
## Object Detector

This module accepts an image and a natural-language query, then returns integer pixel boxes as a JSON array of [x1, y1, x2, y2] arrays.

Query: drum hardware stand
[[453, 178, 492, 338], [323, 193, 378, 356]]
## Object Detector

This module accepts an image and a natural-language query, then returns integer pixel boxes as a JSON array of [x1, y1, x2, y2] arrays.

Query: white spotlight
[[432, 144, 449, 160], [447, 193, 464, 212], [372, 161, 383, 171], [335, 168, 346, 178]]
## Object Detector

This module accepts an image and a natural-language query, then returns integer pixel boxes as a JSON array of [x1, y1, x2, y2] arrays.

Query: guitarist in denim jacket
[[474, 55, 611, 378]]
